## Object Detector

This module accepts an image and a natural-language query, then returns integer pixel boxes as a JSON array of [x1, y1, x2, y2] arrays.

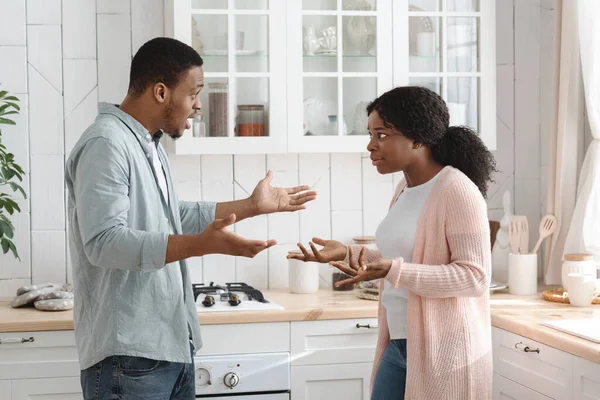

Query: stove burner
[[192, 282, 269, 305]]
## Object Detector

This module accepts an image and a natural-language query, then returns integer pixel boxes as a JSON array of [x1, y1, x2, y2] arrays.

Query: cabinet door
[[164, 0, 287, 154], [12, 377, 82, 400], [291, 318, 378, 366], [292, 363, 372, 400], [286, 0, 394, 153], [393, 0, 496, 150], [573, 356, 600, 400], [492, 327, 573, 400], [493, 374, 553, 400]]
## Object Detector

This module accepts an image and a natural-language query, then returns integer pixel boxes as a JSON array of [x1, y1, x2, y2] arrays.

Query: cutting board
[[541, 318, 600, 343]]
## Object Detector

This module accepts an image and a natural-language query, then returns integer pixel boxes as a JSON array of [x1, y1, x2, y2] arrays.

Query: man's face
[[162, 66, 204, 139]]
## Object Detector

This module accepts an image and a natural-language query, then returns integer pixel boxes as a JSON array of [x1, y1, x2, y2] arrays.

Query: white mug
[[566, 273, 597, 307]]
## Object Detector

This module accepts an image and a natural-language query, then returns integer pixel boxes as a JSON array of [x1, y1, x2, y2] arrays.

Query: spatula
[[509, 217, 521, 254], [530, 214, 557, 254]]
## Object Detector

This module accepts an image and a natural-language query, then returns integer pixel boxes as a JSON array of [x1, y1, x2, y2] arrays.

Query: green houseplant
[[0, 87, 26, 260]]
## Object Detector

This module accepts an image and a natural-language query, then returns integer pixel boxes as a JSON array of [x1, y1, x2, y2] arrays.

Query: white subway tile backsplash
[[267, 154, 300, 244], [331, 210, 362, 245], [65, 87, 98, 155], [0, 46, 27, 93], [27, 0, 62, 25], [0, 278, 30, 300], [201, 155, 233, 202], [30, 155, 65, 230], [97, 0, 131, 14], [1, 93, 29, 173], [298, 153, 331, 243], [62, 0, 96, 59], [202, 254, 235, 284], [0, 0, 26, 46], [169, 155, 202, 182], [27, 25, 62, 92], [97, 13, 130, 103], [63, 59, 97, 115], [495, 0, 514, 65], [361, 156, 394, 237], [235, 253, 268, 288], [331, 153, 362, 210], [131, 0, 164, 54], [175, 181, 202, 202], [186, 256, 203, 285], [267, 245, 291, 289], [28, 66, 64, 155], [0, 213, 31, 279], [31, 230, 66, 283]]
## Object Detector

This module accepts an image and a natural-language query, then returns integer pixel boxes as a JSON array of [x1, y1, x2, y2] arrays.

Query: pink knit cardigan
[[348, 166, 492, 400]]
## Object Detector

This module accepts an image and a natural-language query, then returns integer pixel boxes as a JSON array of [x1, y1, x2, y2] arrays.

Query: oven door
[[197, 393, 289, 399]]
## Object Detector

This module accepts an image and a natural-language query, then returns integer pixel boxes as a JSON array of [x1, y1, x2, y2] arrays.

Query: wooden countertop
[[1, 288, 599, 363], [0, 289, 379, 333]]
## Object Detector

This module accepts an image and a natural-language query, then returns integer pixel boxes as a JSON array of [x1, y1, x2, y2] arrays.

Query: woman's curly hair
[[366, 86, 497, 197]]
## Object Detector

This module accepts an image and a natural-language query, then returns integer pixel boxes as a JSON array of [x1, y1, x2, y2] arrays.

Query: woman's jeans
[[371, 339, 407, 400]]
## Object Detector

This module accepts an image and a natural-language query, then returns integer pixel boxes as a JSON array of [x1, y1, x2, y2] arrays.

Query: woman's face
[[366, 110, 418, 174]]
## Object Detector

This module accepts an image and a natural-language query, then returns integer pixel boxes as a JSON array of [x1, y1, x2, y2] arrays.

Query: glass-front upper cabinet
[[394, 0, 496, 150], [164, 0, 287, 154], [286, 0, 394, 153]]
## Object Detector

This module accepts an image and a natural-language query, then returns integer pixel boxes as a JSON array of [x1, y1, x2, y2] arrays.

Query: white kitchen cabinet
[[573, 356, 600, 400], [164, 0, 288, 154], [493, 374, 553, 400], [291, 362, 372, 400], [165, 0, 497, 154], [291, 318, 378, 366], [492, 327, 573, 400], [11, 377, 82, 400]]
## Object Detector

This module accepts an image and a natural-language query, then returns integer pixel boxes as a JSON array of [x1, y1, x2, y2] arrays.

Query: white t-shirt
[[149, 135, 184, 289], [376, 172, 440, 339]]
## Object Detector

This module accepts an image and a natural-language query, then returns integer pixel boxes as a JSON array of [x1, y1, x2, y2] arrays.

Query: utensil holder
[[508, 253, 538, 295]]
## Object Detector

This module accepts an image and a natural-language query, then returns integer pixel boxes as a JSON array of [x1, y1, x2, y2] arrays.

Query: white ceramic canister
[[561, 253, 597, 292], [288, 257, 319, 294]]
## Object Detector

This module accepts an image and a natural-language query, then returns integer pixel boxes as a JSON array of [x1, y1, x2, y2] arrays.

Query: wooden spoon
[[530, 214, 557, 254], [509, 217, 521, 254]]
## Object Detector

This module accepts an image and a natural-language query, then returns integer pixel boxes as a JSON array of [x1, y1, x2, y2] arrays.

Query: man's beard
[[162, 100, 183, 140]]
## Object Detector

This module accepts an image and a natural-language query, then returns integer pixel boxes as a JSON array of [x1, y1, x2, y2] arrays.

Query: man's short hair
[[128, 37, 203, 96]]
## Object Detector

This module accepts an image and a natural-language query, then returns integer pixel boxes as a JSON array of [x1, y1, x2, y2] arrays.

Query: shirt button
[[146, 153, 150, 158]]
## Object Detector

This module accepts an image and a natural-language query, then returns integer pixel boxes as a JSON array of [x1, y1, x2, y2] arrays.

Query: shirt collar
[[98, 102, 154, 143]]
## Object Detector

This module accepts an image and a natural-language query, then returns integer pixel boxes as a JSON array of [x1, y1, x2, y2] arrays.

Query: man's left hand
[[250, 170, 317, 215]]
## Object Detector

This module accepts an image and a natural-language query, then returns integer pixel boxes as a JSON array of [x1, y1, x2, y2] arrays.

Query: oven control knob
[[223, 372, 239, 389], [228, 294, 241, 306], [202, 295, 215, 307]]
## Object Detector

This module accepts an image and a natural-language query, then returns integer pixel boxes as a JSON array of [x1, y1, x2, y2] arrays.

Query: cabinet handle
[[356, 323, 378, 329], [0, 336, 35, 345], [514, 342, 540, 354]]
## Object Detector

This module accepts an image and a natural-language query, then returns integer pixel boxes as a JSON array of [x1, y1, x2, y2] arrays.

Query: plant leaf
[[1, 238, 10, 254], [8, 182, 26, 198], [0, 91, 7, 100], [0, 117, 16, 125], [4, 96, 19, 102], [0, 218, 14, 239]]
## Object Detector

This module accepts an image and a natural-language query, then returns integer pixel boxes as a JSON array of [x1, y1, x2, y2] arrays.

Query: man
[[65, 37, 316, 399]]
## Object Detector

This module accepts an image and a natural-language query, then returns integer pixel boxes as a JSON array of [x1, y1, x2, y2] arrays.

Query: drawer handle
[[0, 337, 35, 345], [356, 323, 378, 329], [514, 342, 540, 353]]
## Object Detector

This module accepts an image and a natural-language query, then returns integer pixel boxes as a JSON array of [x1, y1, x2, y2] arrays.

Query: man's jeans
[[80, 345, 195, 400]]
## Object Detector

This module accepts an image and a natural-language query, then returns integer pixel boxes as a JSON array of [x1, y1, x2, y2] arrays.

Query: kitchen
[[0, 0, 599, 399]]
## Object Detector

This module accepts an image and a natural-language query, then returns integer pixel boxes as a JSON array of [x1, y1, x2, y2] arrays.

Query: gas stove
[[193, 282, 283, 312]]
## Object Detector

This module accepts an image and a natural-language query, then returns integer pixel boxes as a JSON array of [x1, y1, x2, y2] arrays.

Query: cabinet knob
[[514, 342, 540, 353], [0, 336, 35, 345]]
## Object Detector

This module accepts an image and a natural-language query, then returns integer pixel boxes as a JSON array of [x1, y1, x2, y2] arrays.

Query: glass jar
[[561, 253, 597, 292], [236, 104, 265, 136], [192, 112, 206, 137], [208, 82, 228, 137], [352, 236, 378, 250]]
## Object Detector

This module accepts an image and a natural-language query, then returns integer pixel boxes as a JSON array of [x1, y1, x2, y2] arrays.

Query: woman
[[288, 86, 496, 399]]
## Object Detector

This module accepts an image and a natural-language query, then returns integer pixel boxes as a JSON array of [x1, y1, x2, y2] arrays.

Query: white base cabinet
[[292, 363, 372, 400], [492, 327, 600, 400]]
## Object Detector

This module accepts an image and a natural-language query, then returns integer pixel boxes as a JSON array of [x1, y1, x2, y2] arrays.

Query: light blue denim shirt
[[65, 103, 215, 370]]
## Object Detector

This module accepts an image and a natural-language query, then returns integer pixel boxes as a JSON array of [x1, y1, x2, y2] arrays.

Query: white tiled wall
[[0, 0, 555, 296]]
